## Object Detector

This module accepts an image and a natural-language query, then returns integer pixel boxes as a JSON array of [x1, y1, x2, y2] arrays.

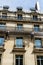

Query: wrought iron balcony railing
[[14, 44, 25, 48], [34, 46, 43, 48], [12, 44, 26, 52], [33, 45, 43, 53], [0, 26, 43, 33], [0, 15, 42, 22], [0, 26, 33, 33]]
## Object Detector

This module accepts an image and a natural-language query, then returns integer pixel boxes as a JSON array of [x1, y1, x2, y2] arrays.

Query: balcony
[[0, 26, 43, 35], [0, 15, 42, 22], [0, 26, 33, 35], [33, 46, 43, 53], [12, 44, 26, 52]]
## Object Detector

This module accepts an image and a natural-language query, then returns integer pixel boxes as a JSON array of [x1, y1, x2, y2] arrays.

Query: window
[[16, 37, 23, 48], [0, 23, 6, 31], [18, 14, 22, 20], [0, 37, 4, 46], [34, 38, 41, 48], [37, 56, 43, 65], [0, 54, 2, 65], [2, 13, 7, 19], [16, 55, 23, 65], [17, 24, 23, 30], [33, 15, 38, 20], [34, 25, 39, 32]]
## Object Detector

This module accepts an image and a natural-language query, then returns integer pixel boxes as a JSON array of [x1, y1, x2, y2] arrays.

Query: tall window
[[37, 56, 43, 65], [0, 37, 4, 46], [17, 24, 23, 31], [16, 55, 23, 65], [34, 25, 39, 32], [34, 38, 41, 48], [18, 14, 22, 20], [2, 13, 7, 19], [16, 37, 23, 48], [0, 23, 6, 31]]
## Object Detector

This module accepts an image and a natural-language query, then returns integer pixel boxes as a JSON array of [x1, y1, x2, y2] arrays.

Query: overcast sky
[[0, 0, 43, 11]]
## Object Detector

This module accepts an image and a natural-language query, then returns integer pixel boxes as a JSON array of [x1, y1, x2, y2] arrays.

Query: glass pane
[[16, 55, 23, 59], [0, 25, 6, 30], [37, 60, 40, 65], [20, 59, 23, 65], [34, 27, 39, 32], [16, 38, 23, 47], [41, 60, 43, 65], [0, 38, 4, 46], [35, 39, 41, 48], [16, 59, 18, 65], [0, 54, 1, 63], [34, 25, 39, 32], [18, 15, 22, 20], [2, 13, 7, 19], [37, 56, 43, 65], [16, 55, 23, 65], [33, 16, 38, 21], [17, 24, 23, 30], [2, 16, 7, 19]]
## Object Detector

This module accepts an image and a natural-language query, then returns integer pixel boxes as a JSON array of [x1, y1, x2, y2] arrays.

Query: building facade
[[0, 3, 43, 65]]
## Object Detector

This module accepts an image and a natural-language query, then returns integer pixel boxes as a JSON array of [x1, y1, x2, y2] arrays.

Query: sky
[[0, 0, 43, 11]]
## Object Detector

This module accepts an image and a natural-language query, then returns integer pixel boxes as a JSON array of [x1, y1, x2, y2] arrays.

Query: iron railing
[[0, 26, 43, 32], [0, 15, 42, 22], [0, 26, 33, 32]]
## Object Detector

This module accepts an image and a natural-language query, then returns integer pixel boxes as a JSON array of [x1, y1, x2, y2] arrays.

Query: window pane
[[34, 25, 39, 32], [2, 13, 7, 19], [0, 54, 1, 65], [16, 59, 18, 65], [41, 60, 43, 65], [0, 25, 6, 30], [33, 15, 38, 20], [0, 38, 4, 46], [18, 15, 22, 20], [37, 56, 43, 65], [34, 39, 41, 48], [16, 37, 23, 47], [20, 59, 23, 65], [16, 55, 23, 65], [17, 24, 23, 30], [37, 60, 40, 65]]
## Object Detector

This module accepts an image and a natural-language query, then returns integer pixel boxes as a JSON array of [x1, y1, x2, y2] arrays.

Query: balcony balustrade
[[33, 45, 43, 53], [0, 26, 43, 35], [0, 26, 33, 34], [12, 44, 26, 52], [0, 15, 42, 22]]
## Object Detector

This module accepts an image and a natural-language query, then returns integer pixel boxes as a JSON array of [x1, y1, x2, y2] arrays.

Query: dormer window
[[2, 13, 7, 19], [17, 7, 23, 11], [3, 6, 9, 10]]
